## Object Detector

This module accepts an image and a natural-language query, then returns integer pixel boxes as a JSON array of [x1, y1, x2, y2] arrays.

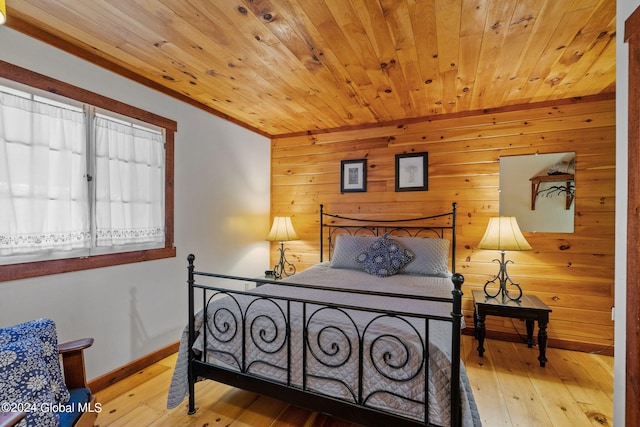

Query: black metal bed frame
[[186, 203, 465, 427]]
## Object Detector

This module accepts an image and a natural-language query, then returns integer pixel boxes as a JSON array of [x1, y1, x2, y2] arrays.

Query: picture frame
[[395, 152, 428, 192], [340, 159, 367, 193]]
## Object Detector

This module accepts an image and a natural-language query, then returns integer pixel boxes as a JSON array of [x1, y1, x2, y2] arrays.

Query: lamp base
[[483, 251, 522, 302], [272, 242, 296, 280]]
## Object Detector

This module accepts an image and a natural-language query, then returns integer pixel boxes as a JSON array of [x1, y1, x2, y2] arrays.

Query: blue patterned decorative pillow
[[0, 319, 70, 404], [0, 337, 60, 427], [357, 234, 414, 277]]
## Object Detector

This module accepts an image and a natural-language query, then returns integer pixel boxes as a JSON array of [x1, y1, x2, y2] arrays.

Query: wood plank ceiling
[[5, 0, 616, 137]]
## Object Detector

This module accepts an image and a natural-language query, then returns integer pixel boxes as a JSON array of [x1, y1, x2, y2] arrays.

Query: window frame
[[0, 60, 176, 282]]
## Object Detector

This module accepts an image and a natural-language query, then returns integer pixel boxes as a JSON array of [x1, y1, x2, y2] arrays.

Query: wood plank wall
[[270, 94, 615, 353]]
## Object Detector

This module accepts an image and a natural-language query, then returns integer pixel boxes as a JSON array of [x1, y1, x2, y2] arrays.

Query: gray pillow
[[329, 235, 376, 270], [356, 234, 414, 277], [396, 236, 449, 277]]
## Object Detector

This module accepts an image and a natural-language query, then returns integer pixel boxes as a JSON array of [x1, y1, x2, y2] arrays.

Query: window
[[0, 61, 176, 281], [93, 113, 166, 249]]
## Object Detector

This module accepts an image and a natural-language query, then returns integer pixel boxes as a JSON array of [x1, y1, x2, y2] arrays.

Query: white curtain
[[0, 92, 89, 255], [94, 116, 165, 247]]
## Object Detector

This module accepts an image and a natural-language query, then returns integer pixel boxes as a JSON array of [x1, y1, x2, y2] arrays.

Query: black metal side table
[[251, 272, 281, 288], [472, 289, 552, 367]]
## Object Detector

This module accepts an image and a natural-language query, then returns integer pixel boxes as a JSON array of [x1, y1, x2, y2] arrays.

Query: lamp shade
[[0, 0, 6, 25], [478, 217, 532, 251], [266, 216, 298, 242]]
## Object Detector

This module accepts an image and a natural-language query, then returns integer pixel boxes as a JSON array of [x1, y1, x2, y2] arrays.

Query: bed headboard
[[319, 202, 458, 274]]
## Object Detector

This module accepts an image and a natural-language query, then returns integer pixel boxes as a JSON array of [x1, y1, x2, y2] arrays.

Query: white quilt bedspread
[[167, 264, 481, 426]]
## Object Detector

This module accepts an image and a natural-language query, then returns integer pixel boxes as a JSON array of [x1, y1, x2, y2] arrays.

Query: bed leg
[[188, 350, 195, 414], [450, 272, 464, 427], [187, 254, 197, 415], [188, 391, 196, 415]]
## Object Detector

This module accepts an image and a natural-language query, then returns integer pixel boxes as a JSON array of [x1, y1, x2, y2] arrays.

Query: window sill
[[0, 246, 177, 282]]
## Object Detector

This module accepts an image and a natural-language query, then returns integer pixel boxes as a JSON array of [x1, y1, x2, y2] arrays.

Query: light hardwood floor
[[93, 335, 613, 426]]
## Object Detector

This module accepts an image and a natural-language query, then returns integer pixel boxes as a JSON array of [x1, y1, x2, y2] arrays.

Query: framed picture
[[395, 152, 428, 192], [340, 159, 367, 193]]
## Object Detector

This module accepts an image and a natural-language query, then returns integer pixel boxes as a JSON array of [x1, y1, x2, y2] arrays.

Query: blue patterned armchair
[[0, 319, 98, 427]]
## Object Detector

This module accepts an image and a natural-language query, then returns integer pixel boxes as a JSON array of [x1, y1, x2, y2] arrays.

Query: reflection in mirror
[[500, 152, 575, 233]]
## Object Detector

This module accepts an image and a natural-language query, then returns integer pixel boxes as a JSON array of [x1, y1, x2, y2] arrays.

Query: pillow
[[356, 234, 414, 277], [396, 237, 450, 277], [0, 337, 60, 427], [0, 318, 70, 404], [329, 235, 376, 270]]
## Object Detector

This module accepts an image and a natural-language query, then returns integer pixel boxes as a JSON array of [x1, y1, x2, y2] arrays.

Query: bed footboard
[[184, 255, 467, 427]]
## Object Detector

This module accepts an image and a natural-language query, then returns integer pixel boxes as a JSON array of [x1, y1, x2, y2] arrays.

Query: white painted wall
[[0, 27, 271, 381], [616, 0, 637, 424]]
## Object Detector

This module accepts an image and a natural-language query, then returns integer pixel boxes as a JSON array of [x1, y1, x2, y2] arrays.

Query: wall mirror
[[499, 152, 575, 233]]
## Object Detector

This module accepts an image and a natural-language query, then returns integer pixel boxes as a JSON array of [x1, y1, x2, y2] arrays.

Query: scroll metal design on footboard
[[203, 290, 290, 376], [186, 256, 465, 427], [304, 305, 431, 418]]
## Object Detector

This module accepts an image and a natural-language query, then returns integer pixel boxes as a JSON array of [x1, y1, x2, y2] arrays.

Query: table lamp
[[478, 216, 532, 301], [266, 216, 299, 279]]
